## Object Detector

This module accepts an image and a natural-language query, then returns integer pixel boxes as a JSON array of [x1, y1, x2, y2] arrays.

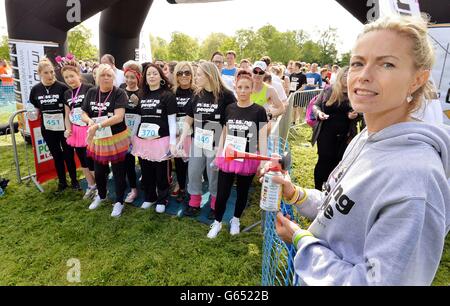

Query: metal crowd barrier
[[9, 110, 43, 192], [279, 89, 323, 144]]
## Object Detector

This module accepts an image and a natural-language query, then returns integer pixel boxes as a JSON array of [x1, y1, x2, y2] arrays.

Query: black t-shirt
[[137, 88, 177, 138], [81, 86, 128, 135], [289, 72, 307, 93], [225, 103, 268, 153], [29, 80, 69, 130], [123, 88, 141, 115], [64, 84, 93, 109], [175, 88, 194, 117], [186, 88, 236, 128]]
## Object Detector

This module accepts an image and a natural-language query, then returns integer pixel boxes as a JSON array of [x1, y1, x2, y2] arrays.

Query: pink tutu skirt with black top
[[67, 124, 88, 148], [132, 136, 171, 162], [215, 154, 261, 176]]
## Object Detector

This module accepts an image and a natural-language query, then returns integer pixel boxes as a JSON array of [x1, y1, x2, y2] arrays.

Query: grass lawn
[[0, 121, 448, 285]]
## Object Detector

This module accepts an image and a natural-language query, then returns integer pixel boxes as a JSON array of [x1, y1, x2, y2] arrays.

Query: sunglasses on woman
[[253, 69, 265, 76], [177, 70, 192, 77]]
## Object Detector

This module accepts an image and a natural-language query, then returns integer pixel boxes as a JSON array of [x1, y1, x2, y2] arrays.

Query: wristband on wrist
[[295, 187, 308, 205], [284, 184, 299, 204], [98, 122, 102, 129], [292, 230, 314, 250]]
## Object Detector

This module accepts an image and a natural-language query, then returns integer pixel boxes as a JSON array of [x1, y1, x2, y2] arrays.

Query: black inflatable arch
[[5, 0, 154, 67]]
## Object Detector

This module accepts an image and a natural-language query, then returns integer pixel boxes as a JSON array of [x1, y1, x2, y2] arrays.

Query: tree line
[[0, 24, 351, 66]]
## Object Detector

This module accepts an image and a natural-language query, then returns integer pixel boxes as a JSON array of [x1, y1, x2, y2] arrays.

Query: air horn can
[[260, 167, 284, 212], [224, 145, 291, 212]]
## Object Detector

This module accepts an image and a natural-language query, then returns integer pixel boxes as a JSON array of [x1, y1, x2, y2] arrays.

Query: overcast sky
[[0, 0, 364, 54]]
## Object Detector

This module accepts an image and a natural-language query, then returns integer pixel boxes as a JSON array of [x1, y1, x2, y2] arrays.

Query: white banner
[[8, 39, 59, 134], [138, 31, 152, 64]]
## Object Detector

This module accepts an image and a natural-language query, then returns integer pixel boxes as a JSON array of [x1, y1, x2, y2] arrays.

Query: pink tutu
[[67, 124, 88, 148], [132, 136, 170, 161], [215, 156, 260, 176]]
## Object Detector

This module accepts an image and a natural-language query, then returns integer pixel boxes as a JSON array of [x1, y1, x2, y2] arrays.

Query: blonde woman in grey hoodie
[[272, 15, 450, 285]]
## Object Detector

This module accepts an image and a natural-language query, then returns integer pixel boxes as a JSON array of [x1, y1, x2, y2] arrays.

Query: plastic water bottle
[[26, 103, 38, 121], [259, 166, 283, 212]]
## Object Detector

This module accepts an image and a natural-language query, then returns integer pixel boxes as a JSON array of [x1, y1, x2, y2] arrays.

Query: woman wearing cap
[[131, 63, 177, 214], [81, 64, 131, 217], [272, 15, 450, 285], [121, 60, 142, 205], [178, 62, 236, 218], [251, 61, 284, 121]]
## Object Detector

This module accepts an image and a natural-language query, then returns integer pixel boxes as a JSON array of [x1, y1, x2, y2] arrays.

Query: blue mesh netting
[[261, 135, 301, 286], [0, 85, 16, 114]]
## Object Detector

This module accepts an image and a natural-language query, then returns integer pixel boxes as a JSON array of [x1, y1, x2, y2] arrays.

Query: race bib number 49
[[194, 127, 214, 151]]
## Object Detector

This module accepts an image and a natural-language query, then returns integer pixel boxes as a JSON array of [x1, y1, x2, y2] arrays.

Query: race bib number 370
[[138, 123, 160, 139]]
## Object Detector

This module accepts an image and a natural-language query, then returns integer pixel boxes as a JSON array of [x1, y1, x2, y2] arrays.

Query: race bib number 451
[[43, 113, 65, 131]]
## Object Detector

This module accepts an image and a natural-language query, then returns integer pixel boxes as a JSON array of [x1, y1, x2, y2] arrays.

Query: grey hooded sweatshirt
[[293, 121, 450, 286]]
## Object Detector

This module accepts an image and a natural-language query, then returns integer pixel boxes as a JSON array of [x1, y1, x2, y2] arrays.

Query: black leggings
[[215, 171, 255, 222], [42, 129, 77, 185], [74, 147, 94, 171], [174, 157, 188, 191], [139, 158, 170, 205], [314, 128, 348, 190], [94, 160, 127, 204], [125, 153, 137, 189]]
